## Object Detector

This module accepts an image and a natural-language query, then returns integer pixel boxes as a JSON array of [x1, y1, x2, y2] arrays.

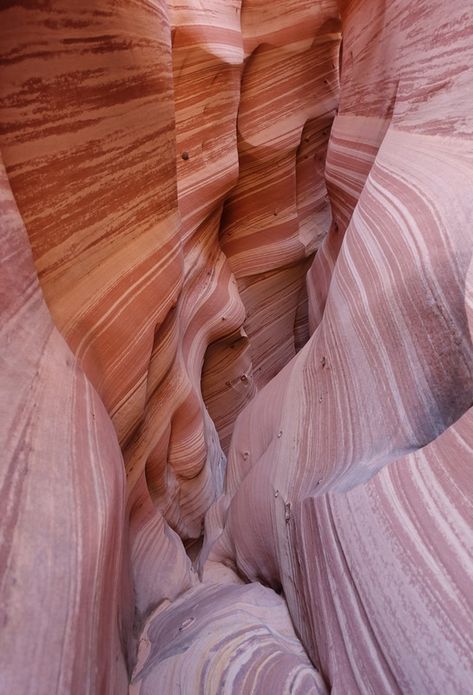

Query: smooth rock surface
[[1, 0, 473, 693], [0, 155, 129, 694]]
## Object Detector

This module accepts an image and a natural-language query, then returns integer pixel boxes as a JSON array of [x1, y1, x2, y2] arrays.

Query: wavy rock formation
[[219, 0, 339, 388], [1, 0, 473, 693], [202, 2, 473, 693], [0, 155, 129, 693], [131, 580, 327, 694]]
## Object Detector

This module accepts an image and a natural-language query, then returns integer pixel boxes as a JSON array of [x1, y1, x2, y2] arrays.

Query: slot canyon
[[1, 0, 473, 692]]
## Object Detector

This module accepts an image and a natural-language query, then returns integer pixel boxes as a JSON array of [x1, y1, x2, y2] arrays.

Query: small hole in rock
[[178, 617, 195, 632]]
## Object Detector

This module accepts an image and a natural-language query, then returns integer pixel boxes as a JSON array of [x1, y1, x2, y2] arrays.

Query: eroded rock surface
[[1, 0, 473, 693]]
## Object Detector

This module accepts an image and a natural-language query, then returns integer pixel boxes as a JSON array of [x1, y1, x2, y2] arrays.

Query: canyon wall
[[1, 0, 473, 693]]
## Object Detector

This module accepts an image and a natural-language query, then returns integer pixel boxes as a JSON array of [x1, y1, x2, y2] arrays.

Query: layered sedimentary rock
[[202, 1, 473, 692], [0, 156, 129, 693], [218, 0, 339, 387], [131, 580, 327, 694], [1, 0, 473, 693]]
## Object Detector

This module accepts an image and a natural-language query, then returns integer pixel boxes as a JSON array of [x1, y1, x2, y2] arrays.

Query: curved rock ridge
[[202, 0, 473, 692], [219, 0, 339, 389], [1, 0, 337, 687], [293, 406, 473, 693], [0, 155, 129, 694], [202, 0, 340, 451], [131, 581, 327, 694], [0, 0, 244, 627], [2, 0, 473, 693]]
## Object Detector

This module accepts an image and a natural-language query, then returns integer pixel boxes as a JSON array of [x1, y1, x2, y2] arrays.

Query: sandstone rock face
[[0, 156, 129, 693], [1, 1, 473, 693], [130, 581, 328, 694]]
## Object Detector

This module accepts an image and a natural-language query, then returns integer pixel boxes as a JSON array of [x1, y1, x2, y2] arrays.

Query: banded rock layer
[[1, 0, 473, 694]]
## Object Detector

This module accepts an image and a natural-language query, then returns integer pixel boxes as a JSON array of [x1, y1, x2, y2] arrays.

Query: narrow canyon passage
[[1, 1, 473, 694]]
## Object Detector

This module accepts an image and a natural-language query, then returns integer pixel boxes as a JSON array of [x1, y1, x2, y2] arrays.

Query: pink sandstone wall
[[1, 0, 473, 693]]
